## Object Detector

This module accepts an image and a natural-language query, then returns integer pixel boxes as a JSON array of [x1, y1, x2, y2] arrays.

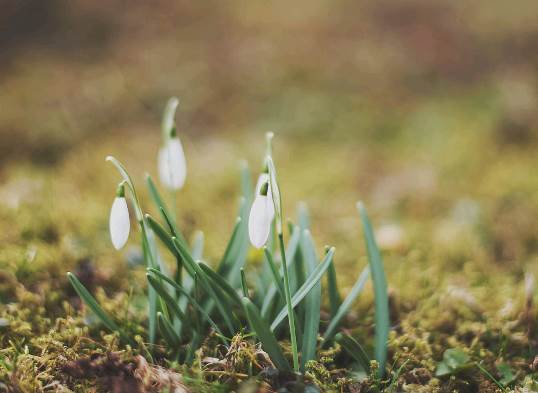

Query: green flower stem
[[168, 188, 181, 302], [279, 232, 299, 373], [169, 188, 178, 225], [106, 156, 160, 345]]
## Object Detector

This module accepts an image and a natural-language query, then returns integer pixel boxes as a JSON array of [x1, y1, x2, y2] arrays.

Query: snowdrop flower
[[255, 172, 275, 220], [248, 181, 273, 248], [158, 129, 187, 190], [109, 184, 130, 250]]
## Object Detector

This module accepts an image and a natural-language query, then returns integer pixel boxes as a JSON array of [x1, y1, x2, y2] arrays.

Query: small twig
[[387, 359, 410, 392], [475, 362, 506, 392]]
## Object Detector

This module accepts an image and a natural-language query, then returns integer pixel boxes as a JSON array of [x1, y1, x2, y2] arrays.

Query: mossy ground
[[1, 1, 538, 391], [1, 129, 537, 391]]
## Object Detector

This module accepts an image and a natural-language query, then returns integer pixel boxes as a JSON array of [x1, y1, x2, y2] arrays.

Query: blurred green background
[[1, 0, 537, 293]]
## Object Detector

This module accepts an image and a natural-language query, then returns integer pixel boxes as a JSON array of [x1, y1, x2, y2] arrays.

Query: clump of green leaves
[[435, 348, 471, 377], [67, 99, 391, 385]]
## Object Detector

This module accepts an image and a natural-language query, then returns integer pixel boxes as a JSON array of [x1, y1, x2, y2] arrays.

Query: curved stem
[[106, 156, 159, 344], [279, 232, 299, 372]]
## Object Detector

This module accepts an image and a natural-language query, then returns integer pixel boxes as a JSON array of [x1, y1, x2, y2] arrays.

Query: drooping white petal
[[109, 197, 130, 250], [255, 173, 269, 194], [158, 137, 187, 190], [255, 173, 275, 220], [265, 156, 282, 234], [248, 194, 272, 249]]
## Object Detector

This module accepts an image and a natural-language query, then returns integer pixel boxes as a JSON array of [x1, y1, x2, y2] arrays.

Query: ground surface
[[1, 1, 538, 392]]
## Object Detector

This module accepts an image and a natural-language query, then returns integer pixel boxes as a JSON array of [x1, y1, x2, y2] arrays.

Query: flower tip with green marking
[[109, 183, 130, 250], [255, 173, 275, 219], [248, 180, 273, 249], [158, 100, 186, 191], [158, 136, 187, 191]]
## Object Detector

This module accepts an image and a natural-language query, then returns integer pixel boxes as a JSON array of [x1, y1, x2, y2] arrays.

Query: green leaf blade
[[322, 266, 369, 343], [198, 262, 243, 308], [270, 247, 335, 331], [147, 268, 225, 340], [242, 297, 291, 372], [357, 202, 390, 377], [68, 272, 120, 332], [67, 272, 132, 345], [146, 214, 180, 259], [146, 274, 188, 336], [299, 230, 321, 371], [327, 260, 342, 318], [335, 333, 371, 372], [157, 312, 181, 348]]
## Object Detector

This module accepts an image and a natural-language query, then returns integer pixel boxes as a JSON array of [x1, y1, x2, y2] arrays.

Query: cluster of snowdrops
[[68, 98, 390, 380]]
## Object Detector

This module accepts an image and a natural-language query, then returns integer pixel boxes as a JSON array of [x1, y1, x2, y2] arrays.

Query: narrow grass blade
[[271, 247, 335, 331], [185, 231, 204, 297], [292, 202, 310, 328], [322, 266, 369, 343], [285, 226, 302, 267], [144, 214, 179, 311], [68, 272, 120, 332], [171, 237, 236, 333], [475, 362, 508, 392], [335, 333, 370, 372], [259, 257, 273, 292], [300, 230, 321, 371], [261, 226, 301, 318], [141, 225, 158, 345], [198, 262, 242, 308], [240, 268, 249, 297], [146, 174, 170, 221], [216, 217, 243, 275], [146, 223, 171, 277], [228, 162, 254, 287], [148, 269, 225, 340], [357, 202, 389, 377], [146, 214, 180, 260], [291, 242, 306, 343], [388, 360, 410, 391], [192, 273, 202, 336], [290, 235, 306, 297], [157, 312, 181, 348], [263, 247, 285, 300], [297, 202, 310, 230], [170, 237, 197, 277], [146, 181, 189, 254], [327, 260, 342, 318], [67, 272, 132, 344], [175, 231, 202, 299], [278, 228, 300, 373], [146, 274, 188, 336], [253, 274, 267, 306], [156, 201, 189, 251], [242, 297, 291, 372], [185, 331, 201, 366], [261, 284, 279, 318], [191, 230, 204, 260]]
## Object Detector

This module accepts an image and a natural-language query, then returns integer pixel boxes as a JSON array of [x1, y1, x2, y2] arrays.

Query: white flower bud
[[255, 173, 275, 220], [109, 187, 130, 250], [248, 182, 272, 249], [158, 136, 187, 190]]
